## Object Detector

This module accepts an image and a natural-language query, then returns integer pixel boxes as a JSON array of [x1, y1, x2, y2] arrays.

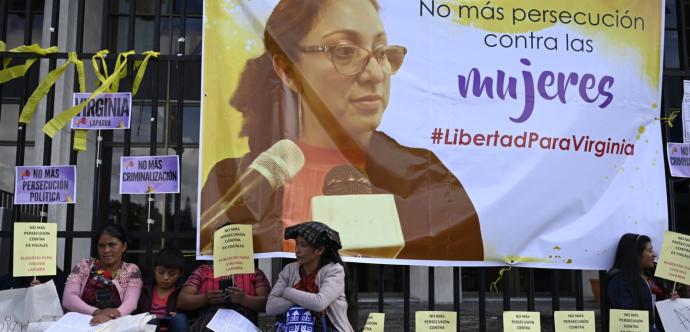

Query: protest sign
[[363, 313, 385, 332], [198, 0, 668, 267], [415, 311, 456, 331], [655, 231, 690, 285], [667, 143, 690, 177], [213, 224, 254, 277], [554, 311, 595, 332], [70, 92, 131, 130], [503, 311, 540, 332], [13, 222, 57, 277], [609, 309, 649, 332], [14, 166, 76, 205], [119, 155, 180, 194]]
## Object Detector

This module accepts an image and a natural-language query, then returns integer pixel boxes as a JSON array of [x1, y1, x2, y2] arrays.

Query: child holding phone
[[137, 248, 188, 332]]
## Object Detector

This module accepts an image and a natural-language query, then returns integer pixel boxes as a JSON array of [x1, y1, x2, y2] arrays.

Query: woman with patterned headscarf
[[267, 221, 352, 332]]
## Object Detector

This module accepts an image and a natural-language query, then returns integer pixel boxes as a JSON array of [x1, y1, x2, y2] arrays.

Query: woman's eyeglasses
[[299, 44, 407, 76]]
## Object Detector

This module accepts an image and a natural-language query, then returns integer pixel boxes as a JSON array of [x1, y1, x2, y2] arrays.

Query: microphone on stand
[[200, 139, 305, 253], [322, 165, 372, 195], [312, 164, 405, 258]]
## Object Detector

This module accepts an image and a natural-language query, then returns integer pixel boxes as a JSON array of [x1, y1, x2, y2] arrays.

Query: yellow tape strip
[[43, 52, 132, 142], [0, 43, 59, 84], [91, 50, 109, 87], [73, 129, 88, 151], [488, 256, 551, 293], [70, 51, 88, 151], [110, 50, 134, 92], [18, 52, 84, 124], [131, 51, 159, 97], [489, 266, 512, 293]]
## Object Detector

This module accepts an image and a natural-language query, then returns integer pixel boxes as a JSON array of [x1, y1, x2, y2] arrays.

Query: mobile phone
[[218, 278, 234, 292]]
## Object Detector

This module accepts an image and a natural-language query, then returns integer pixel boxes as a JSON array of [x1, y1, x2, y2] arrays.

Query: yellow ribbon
[[109, 50, 134, 93], [91, 50, 110, 87], [489, 266, 512, 293], [0, 42, 59, 84], [131, 51, 159, 97], [657, 110, 680, 127], [19, 52, 85, 125], [488, 256, 551, 293], [43, 52, 133, 149]]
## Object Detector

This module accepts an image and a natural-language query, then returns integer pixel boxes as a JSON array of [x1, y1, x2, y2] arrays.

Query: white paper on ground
[[44, 312, 105, 332], [27, 321, 57, 331], [206, 309, 260, 332], [103, 313, 155, 332]]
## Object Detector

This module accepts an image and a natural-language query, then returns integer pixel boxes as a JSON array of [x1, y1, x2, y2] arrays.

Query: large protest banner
[[197, 0, 667, 268]]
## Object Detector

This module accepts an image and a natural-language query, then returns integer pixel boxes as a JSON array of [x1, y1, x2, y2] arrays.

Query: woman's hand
[[227, 286, 245, 304], [206, 289, 225, 305], [671, 290, 680, 300], [90, 310, 117, 325], [91, 308, 121, 325]]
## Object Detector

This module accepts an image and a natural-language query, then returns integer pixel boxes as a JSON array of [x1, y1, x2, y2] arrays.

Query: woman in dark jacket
[[607, 233, 677, 332]]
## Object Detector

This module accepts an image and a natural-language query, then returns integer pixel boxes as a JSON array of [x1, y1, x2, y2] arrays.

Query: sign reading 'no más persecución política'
[[14, 166, 76, 205]]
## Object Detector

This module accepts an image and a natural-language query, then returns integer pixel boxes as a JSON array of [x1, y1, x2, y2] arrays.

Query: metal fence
[[0, 0, 686, 331]]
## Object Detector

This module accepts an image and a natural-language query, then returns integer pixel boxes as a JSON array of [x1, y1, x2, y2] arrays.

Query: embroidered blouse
[[62, 258, 143, 315]]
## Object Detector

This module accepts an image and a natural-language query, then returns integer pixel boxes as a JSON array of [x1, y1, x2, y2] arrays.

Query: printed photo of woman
[[200, 0, 483, 261]]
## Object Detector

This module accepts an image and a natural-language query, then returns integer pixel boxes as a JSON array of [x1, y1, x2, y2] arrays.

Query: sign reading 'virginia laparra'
[[71, 92, 132, 130]]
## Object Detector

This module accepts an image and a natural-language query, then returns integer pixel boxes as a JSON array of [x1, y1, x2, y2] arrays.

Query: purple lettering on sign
[[457, 57, 615, 123], [71, 92, 132, 130], [119, 155, 180, 194], [14, 166, 77, 205]]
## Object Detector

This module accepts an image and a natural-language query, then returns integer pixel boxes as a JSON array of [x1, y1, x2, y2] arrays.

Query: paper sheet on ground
[[45, 312, 155, 332], [45, 312, 104, 332], [206, 309, 259, 332]]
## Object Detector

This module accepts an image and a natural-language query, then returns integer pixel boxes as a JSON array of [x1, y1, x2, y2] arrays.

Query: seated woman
[[607, 233, 678, 332], [62, 223, 143, 325], [176, 261, 270, 330], [267, 221, 352, 332]]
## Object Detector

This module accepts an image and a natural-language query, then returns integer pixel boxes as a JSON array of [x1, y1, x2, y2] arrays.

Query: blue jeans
[[148, 313, 189, 332], [167, 313, 189, 332]]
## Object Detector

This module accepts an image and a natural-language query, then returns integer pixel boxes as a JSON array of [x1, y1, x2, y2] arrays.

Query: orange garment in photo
[[281, 141, 366, 252]]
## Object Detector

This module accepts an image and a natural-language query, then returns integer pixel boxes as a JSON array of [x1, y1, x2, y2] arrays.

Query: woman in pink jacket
[[62, 224, 143, 325]]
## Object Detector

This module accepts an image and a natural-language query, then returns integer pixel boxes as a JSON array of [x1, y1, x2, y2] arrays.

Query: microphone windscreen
[[322, 165, 372, 195], [248, 139, 305, 188]]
